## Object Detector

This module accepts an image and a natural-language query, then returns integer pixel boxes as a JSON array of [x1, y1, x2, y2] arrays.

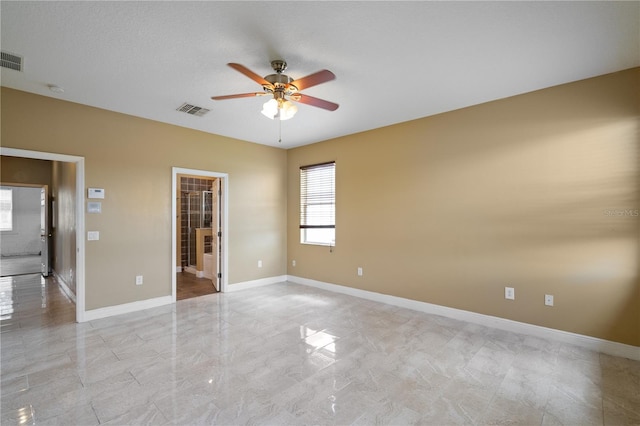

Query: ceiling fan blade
[[290, 69, 335, 91], [228, 63, 271, 87], [292, 93, 339, 111], [211, 92, 267, 101]]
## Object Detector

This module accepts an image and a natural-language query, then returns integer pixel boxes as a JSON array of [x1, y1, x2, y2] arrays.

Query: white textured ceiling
[[1, 1, 638, 149]]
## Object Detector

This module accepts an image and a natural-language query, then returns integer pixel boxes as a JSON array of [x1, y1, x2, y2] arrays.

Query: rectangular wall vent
[[177, 103, 210, 117], [1, 51, 23, 71]]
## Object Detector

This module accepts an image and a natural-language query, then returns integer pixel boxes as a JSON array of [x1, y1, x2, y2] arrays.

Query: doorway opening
[[171, 168, 228, 301], [0, 147, 85, 322], [0, 184, 45, 277]]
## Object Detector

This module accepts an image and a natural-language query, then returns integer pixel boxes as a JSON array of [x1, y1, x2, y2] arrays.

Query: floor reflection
[[1, 280, 639, 425], [0, 276, 15, 319], [0, 273, 75, 330]]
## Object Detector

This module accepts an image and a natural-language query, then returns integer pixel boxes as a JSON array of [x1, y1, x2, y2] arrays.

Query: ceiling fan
[[211, 60, 339, 120]]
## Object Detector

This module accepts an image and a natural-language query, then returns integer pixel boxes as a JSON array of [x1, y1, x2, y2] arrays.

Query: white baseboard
[[287, 275, 640, 361], [82, 296, 173, 322], [52, 271, 77, 304], [79, 274, 285, 320], [226, 275, 287, 292]]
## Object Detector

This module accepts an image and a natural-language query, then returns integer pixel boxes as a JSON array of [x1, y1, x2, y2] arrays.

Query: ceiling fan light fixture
[[261, 98, 297, 120], [261, 99, 278, 119], [279, 100, 297, 120]]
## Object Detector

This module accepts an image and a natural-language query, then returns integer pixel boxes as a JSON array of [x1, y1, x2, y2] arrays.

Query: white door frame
[[0, 147, 86, 322], [172, 167, 229, 299]]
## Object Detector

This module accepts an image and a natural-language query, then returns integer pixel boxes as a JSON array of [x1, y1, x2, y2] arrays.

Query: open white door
[[212, 178, 221, 291], [40, 186, 49, 277]]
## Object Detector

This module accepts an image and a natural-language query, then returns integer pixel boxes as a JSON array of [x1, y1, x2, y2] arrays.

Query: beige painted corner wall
[[52, 161, 77, 293], [287, 68, 640, 346], [1, 87, 287, 310]]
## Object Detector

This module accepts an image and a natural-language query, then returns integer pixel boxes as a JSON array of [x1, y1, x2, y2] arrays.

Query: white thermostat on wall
[[88, 188, 105, 199]]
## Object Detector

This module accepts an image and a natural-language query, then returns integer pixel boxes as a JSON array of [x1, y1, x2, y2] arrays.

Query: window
[[300, 161, 335, 245], [0, 188, 13, 232]]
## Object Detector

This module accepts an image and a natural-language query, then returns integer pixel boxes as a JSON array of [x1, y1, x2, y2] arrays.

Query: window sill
[[301, 241, 334, 247]]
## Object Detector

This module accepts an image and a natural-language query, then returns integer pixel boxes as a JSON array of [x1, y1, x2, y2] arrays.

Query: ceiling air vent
[[177, 103, 210, 117], [1, 51, 23, 71]]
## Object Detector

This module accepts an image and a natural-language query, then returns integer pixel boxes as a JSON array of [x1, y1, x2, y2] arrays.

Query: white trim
[[83, 296, 173, 322], [0, 147, 86, 323], [75, 158, 86, 322], [52, 271, 77, 303], [287, 275, 640, 361], [171, 167, 229, 300], [183, 266, 197, 275], [0, 148, 82, 163], [226, 275, 287, 292]]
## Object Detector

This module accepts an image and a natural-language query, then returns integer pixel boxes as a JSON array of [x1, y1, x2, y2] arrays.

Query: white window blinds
[[300, 161, 335, 245], [0, 188, 13, 232]]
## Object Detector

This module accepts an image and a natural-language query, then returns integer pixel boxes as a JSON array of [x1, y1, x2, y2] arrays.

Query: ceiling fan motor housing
[[270, 60, 287, 73], [264, 71, 298, 95]]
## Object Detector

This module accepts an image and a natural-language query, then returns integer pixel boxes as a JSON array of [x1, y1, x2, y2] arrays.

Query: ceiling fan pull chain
[[278, 115, 282, 143]]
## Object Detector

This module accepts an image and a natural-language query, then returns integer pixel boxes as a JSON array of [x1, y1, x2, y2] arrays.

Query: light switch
[[87, 231, 100, 241]]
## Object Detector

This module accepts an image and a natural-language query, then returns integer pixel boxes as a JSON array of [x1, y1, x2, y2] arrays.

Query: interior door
[[40, 186, 49, 277], [211, 179, 221, 291]]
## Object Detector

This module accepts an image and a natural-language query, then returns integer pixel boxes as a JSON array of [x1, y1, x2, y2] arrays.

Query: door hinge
[[217, 231, 221, 237], [217, 273, 222, 279]]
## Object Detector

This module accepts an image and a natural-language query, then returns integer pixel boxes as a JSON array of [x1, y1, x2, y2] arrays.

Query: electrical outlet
[[357, 267, 363, 276], [545, 294, 554, 306], [258, 260, 262, 268], [135, 275, 143, 285], [292, 260, 296, 267], [505, 287, 515, 300]]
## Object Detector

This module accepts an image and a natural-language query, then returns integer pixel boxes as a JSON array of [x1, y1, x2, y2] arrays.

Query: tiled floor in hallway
[[1, 273, 639, 425]]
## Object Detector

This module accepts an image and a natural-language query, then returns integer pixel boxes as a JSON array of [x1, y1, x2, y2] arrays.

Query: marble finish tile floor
[[1, 273, 639, 425]]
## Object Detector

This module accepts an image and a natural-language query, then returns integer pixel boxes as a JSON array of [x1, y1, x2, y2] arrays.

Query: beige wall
[[287, 68, 640, 346], [52, 161, 77, 293], [1, 87, 287, 310], [2, 69, 638, 346], [1, 156, 52, 187]]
